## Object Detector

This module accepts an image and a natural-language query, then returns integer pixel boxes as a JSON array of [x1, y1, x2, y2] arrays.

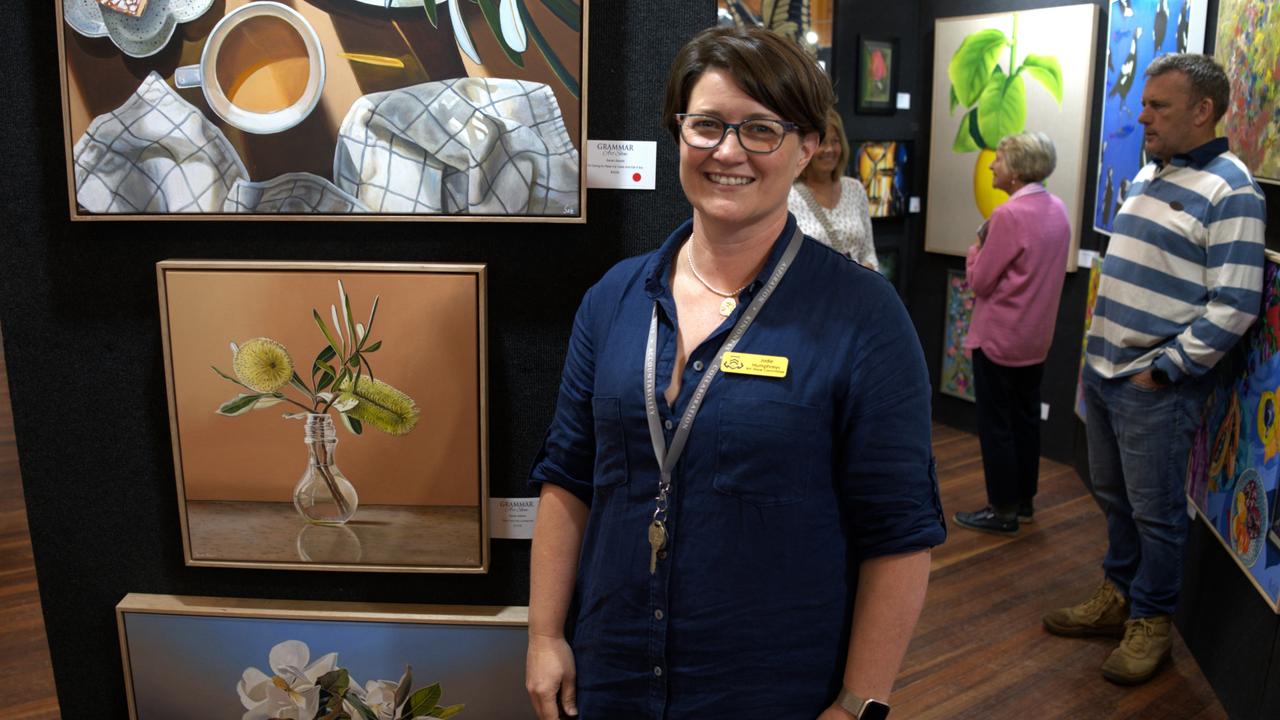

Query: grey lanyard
[[643, 227, 803, 533]]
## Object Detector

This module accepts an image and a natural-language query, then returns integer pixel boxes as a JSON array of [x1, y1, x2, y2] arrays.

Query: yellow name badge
[[720, 352, 789, 378]]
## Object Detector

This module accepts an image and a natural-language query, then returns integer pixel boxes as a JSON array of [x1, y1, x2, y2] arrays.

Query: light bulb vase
[[293, 413, 358, 525]]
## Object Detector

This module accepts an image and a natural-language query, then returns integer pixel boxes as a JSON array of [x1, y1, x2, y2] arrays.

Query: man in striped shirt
[[1043, 54, 1267, 685]]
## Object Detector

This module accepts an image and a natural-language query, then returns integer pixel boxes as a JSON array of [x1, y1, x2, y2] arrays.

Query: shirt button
[[653, 666, 663, 677], [692, 360, 704, 372], [664, 419, 673, 430], [655, 609, 664, 620]]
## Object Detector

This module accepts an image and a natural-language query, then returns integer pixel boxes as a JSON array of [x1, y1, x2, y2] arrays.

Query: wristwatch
[[836, 687, 891, 720]]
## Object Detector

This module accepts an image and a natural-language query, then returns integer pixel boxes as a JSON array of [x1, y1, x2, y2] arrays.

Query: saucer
[[63, 0, 214, 58]]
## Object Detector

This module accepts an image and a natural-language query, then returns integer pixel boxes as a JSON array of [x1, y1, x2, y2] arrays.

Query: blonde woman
[[788, 108, 878, 270]]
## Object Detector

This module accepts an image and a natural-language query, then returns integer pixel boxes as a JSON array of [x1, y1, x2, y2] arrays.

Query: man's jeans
[[1082, 363, 1212, 618]]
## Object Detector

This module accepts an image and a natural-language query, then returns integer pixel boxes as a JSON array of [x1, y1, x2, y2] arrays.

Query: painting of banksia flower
[[158, 261, 488, 573]]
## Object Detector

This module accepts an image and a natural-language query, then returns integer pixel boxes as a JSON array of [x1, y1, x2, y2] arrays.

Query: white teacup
[[175, 2, 325, 135]]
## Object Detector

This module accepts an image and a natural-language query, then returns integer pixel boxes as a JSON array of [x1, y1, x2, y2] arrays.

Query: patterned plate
[[63, 0, 214, 58], [1229, 468, 1268, 568]]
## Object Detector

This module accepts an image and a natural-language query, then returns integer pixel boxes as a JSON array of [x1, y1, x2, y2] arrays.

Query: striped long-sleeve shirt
[[1086, 138, 1267, 382]]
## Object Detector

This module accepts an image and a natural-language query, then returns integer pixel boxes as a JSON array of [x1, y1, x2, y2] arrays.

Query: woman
[[954, 131, 1071, 536], [526, 26, 944, 720], [788, 109, 879, 270]]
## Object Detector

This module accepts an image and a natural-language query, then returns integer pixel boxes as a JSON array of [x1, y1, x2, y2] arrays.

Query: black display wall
[[0, 2, 713, 717]]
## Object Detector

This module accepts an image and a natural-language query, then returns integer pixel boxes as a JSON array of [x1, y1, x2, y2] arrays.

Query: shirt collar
[[643, 214, 800, 300], [1155, 137, 1228, 170], [1009, 183, 1045, 200]]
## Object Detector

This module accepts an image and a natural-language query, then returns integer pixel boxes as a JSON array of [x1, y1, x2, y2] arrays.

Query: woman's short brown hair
[[663, 26, 834, 144], [797, 108, 850, 183]]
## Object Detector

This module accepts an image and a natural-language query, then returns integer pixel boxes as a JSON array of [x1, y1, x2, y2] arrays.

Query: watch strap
[[835, 687, 889, 718]]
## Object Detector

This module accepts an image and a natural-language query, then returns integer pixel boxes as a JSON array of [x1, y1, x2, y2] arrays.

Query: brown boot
[[1042, 578, 1130, 638], [1101, 616, 1173, 685]]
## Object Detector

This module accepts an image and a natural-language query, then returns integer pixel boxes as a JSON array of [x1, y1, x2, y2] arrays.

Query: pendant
[[718, 297, 736, 317]]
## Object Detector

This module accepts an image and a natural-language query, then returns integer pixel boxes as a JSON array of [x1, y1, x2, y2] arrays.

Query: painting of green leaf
[[926, 5, 1098, 270]]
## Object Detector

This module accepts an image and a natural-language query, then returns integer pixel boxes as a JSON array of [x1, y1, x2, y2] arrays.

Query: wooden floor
[[894, 424, 1227, 719], [0, 337, 60, 720], [0, 345, 1227, 718]]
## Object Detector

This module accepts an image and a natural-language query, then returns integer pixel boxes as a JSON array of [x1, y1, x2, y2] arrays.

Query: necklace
[[686, 237, 751, 317]]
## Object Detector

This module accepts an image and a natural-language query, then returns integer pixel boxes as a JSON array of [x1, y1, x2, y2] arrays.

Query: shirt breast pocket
[[714, 397, 818, 506], [592, 396, 629, 488]]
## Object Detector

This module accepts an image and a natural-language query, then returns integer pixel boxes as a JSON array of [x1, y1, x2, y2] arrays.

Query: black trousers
[[972, 348, 1044, 508]]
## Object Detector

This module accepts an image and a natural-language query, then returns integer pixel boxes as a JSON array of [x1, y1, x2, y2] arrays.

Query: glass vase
[[293, 413, 358, 525]]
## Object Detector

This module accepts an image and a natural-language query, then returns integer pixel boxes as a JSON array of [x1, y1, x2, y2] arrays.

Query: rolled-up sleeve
[[838, 286, 947, 558], [529, 286, 600, 506]]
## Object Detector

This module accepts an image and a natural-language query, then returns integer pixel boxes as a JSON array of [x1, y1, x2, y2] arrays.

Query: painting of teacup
[[175, 2, 325, 134]]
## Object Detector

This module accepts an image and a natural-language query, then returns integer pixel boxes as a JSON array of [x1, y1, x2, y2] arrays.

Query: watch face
[[861, 700, 891, 720]]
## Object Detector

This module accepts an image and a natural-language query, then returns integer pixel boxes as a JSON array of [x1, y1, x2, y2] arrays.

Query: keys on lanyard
[[648, 519, 668, 574], [640, 227, 802, 578]]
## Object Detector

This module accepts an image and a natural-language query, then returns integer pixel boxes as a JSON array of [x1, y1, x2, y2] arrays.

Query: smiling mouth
[[707, 173, 754, 186]]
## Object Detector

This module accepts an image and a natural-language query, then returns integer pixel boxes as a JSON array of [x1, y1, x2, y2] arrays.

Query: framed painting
[[940, 269, 976, 402], [1215, 0, 1280, 185], [716, 0, 834, 70], [852, 140, 908, 217], [1093, 0, 1207, 234], [1074, 255, 1103, 422], [157, 260, 488, 573], [116, 594, 529, 719], [1185, 251, 1280, 612], [875, 247, 898, 287], [856, 36, 897, 114], [57, 0, 587, 221], [925, 5, 1097, 270]]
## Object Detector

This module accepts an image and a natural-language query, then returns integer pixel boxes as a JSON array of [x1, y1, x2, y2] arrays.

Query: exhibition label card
[[490, 497, 539, 539], [586, 140, 657, 190]]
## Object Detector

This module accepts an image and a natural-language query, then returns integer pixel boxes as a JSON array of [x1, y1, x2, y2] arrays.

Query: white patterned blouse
[[788, 177, 878, 271]]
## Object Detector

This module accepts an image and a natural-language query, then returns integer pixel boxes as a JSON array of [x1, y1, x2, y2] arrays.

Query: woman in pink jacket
[[955, 131, 1071, 535]]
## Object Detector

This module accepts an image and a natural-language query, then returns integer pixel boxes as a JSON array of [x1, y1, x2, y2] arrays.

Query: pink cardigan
[[964, 183, 1071, 367]]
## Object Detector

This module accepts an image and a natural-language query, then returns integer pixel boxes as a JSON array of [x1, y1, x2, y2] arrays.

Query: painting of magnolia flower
[[117, 595, 527, 719], [158, 261, 489, 573]]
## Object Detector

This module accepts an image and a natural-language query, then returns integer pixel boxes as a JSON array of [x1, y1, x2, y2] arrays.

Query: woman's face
[[678, 68, 817, 234], [807, 125, 841, 180], [989, 149, 1018, 193]]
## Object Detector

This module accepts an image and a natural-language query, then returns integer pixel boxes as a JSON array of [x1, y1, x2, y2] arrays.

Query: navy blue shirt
[[531, 215, 945, 719]]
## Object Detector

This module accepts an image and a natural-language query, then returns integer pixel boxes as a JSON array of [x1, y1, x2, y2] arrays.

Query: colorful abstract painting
[[1186, 255, 1280, 611], [940, 270, 976, 402], [853, 141, 908, 218], [1075, 255, 1104, 421], [1094, 0, 1207, 234], [1215, 0, 1280, 184], [926, 5, 1098, 270]]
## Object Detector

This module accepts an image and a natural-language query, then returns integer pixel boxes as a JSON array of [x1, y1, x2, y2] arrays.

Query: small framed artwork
[[116, 594, 529, 720], [940, 269, 976, 402], [856, 36, 898, 114], [852, 141, 909, 217], [57, 1, 587, 221], [875, 247, 898, 287], [157, 261, 488, 573]]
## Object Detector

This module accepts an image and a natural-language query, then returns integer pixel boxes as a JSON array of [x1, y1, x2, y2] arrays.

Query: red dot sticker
[[633, 173, 642, 182]]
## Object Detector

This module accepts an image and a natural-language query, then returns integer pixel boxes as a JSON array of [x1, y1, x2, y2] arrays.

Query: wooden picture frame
[[116, 594, 529, 719], [56, 0, 588, 222], [855, 36, 897, 114], [157, 260, 488, 573]]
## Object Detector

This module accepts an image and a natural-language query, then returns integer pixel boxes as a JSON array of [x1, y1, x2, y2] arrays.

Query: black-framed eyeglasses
[[675, 113, 800, 154]]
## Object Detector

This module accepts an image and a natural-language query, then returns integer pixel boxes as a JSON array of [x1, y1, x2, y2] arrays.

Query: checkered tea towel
[[73, 72, 247, 212], [334, 77, 579, 216]]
